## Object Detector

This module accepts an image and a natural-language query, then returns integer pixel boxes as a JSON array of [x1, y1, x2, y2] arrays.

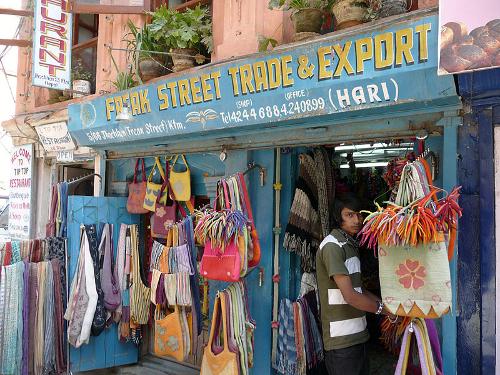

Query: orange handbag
[[127, 158, 148, 214], [201, 292, 239, 375], [154, 305, 186, 362]]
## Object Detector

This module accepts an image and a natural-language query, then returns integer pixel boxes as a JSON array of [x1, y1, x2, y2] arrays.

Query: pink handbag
[[151, 179, 177, 239], [199, 180, 242, 282]]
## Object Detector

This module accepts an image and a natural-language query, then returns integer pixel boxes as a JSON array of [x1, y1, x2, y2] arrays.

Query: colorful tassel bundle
[[359, 187, 462, 251]]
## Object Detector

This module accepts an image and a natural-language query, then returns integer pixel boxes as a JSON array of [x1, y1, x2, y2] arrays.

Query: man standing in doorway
[[316, 194, 397, 375]]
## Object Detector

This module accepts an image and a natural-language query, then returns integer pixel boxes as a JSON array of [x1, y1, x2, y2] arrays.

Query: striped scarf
[[275, 299, 297, 375]]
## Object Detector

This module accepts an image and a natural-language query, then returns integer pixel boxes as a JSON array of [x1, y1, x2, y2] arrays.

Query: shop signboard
[[32, 0, 72, 90], [8, 144, 34, 240], [439, 0, 499, 74], [35, 121, 75, 152], [68, 13, 457, 147]]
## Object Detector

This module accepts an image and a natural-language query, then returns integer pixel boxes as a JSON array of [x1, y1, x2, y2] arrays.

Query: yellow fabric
[[170, 154, 191, 201], [129, 225, 151, 325], [143, 157, 168, 212], [201, 293, 239, 375], [154, 305, 186, 362]]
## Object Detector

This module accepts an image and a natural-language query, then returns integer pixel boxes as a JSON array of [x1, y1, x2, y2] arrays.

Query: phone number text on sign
[[220, 97, 326, 125]]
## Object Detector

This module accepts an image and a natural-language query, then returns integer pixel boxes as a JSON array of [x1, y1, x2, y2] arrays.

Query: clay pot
[[291, 8, 324, 34], [331, 0, 368, 30], [378, 0, 408, 18], [139, 57, 165, 82], [171, 48, 197, 72], [72, 80, 91, 98]]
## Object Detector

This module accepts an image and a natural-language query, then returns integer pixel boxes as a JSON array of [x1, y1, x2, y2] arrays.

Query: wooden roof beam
[[0, 8, 33, 17], [0, 39, 31, 47]]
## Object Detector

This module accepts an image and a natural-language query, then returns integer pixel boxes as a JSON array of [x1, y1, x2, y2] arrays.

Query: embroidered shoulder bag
[[99, 223, 121, 311], [154, 305, 186, 362], [151, 178, 177, 239], [143, 157, 168, 212], [169, 154, 191, 201]]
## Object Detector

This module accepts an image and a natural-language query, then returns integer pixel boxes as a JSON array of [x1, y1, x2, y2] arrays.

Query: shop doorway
[[282, 136, 442, 374]]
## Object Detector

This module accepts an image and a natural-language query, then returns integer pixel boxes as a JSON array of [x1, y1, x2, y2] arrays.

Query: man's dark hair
[[332, 193, 363, 228]]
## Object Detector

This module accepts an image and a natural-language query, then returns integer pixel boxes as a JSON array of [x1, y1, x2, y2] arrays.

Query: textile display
[[201, 282, 255, 375], [274, 296, 323, 375], [0, 240, 68, 375], [283, 148, 334, 272]]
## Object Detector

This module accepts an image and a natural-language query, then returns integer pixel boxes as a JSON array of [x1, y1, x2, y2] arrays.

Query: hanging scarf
[[11, 241, 21, 264], [275, 298, 297, 375], [52, 259, 67, 374], [57, 182, 69, 237], [283, 154, 321, 272], [313, 148, 331, 239], [43, 262, 56, 374], [129, 224, 150, 326]]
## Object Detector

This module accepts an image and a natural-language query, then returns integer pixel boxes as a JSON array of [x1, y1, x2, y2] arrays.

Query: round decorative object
[[291, 8, 324, 34], [331, 0, 368, 30], [171, 48, 197, 72]]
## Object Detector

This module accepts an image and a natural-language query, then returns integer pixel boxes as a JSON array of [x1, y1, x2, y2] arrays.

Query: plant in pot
[[148, 5, 212, 72], [126, 20, 168, 83], [365, 0, 409, 21], [328, 0, 368, 30], [268, 0, 328, 36], [71, 58, 94, 98]]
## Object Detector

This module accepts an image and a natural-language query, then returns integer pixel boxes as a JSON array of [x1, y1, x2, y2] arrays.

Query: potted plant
[[268, 0, 328, 35], [329, 0, 368, 30], [365, 0, 408, 21], [71, 58, 94, 98], [126, 20, 167, 83], [148, 5, 212, 72]]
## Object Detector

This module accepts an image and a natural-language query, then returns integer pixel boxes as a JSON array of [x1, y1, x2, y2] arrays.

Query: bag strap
[[171, 154, 189, 172], [133, 158, 146, 183], [237, 173, 254, 224], [148, 157, 166, 182]]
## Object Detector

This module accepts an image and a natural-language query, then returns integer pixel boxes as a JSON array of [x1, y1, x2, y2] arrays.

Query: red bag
[[150, 179, 177, 239], [199, 180, 242, 282], [127, 158, 148, 214]]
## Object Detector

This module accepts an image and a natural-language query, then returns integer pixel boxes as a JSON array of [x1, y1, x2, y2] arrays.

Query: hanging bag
[[201, 293, 239, 375], [100, 223, 121, 311], [143, 157, 169, 212], [395, 318, 438, 375], [199, 181, 242, 282], [127, 158, 148, 214], [236, 173, 261, 268], [151, 179, 177, 239], [154, 305, 186, 362], [169, 154, 191, 201]]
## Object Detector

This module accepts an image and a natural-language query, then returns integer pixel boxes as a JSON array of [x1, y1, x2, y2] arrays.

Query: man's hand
[[333, 274, 380, 313]]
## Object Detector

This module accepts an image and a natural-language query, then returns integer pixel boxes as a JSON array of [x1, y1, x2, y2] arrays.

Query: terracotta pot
[[331, 0, 368, 30], [72, 80, 91, 98], [291, 8, 324, 34], [171, 48, 197, 72], [378, 0, 408, 18], [139, 57, 165, 82], [418, 0, 437, 9]]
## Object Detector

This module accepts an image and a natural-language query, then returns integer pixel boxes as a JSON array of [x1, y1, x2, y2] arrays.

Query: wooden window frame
[[70, 0, 152, 14], [174, 0, 210, 10]]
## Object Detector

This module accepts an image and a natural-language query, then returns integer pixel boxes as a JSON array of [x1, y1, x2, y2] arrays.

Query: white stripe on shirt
[[330, 316, 367, 338], [344, 257, 361, 274], [319, 234, 347, 250], [328, 287, 362, 305]]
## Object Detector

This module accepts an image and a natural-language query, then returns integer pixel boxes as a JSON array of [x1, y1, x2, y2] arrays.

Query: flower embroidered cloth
[[378, 241, 451, 318]]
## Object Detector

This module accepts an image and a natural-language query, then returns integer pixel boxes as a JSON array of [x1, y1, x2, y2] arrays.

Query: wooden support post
[[0, 39, 31, 47], [0, 8, 33, 17]]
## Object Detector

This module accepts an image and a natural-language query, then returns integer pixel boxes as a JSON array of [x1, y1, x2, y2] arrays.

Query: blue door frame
[[457, 68, 500, 375]]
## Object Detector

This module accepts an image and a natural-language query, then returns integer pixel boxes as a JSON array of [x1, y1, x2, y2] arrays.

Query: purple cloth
[[425, 319, 443, 373], [156, 274, 166, 305]]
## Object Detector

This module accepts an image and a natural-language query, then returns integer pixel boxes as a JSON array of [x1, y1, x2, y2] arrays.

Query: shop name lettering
[[104, 23, 431, 122], [10, 148, 32, 188], [35, 0, 71, 81]]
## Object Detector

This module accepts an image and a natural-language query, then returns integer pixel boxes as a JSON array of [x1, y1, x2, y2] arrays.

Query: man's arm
[[363, 288, 380, 303], [333, 274, 395, 317]]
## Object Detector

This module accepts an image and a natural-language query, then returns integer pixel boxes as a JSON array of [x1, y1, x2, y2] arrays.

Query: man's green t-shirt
[[315, 228, 370, 351]]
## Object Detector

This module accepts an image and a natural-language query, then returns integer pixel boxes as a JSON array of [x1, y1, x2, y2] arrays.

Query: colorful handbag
[[99, 223, 121, 311], [169, 154, 191, 201], [198, 181, 244, 282], [143, 157, 168, 212], [395, 318, 438, 375], [201, 293, 239, 375], [151, 180, 177, 239], [127, 158, 148, 214], [154, 305, 186, 362], [378, 236, 452, 319]]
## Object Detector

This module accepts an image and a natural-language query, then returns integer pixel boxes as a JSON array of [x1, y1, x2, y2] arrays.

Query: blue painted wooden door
[[67, 196, 140, 372]]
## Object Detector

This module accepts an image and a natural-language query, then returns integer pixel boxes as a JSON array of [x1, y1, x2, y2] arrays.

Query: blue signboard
[[68, 13, 452, 147]]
